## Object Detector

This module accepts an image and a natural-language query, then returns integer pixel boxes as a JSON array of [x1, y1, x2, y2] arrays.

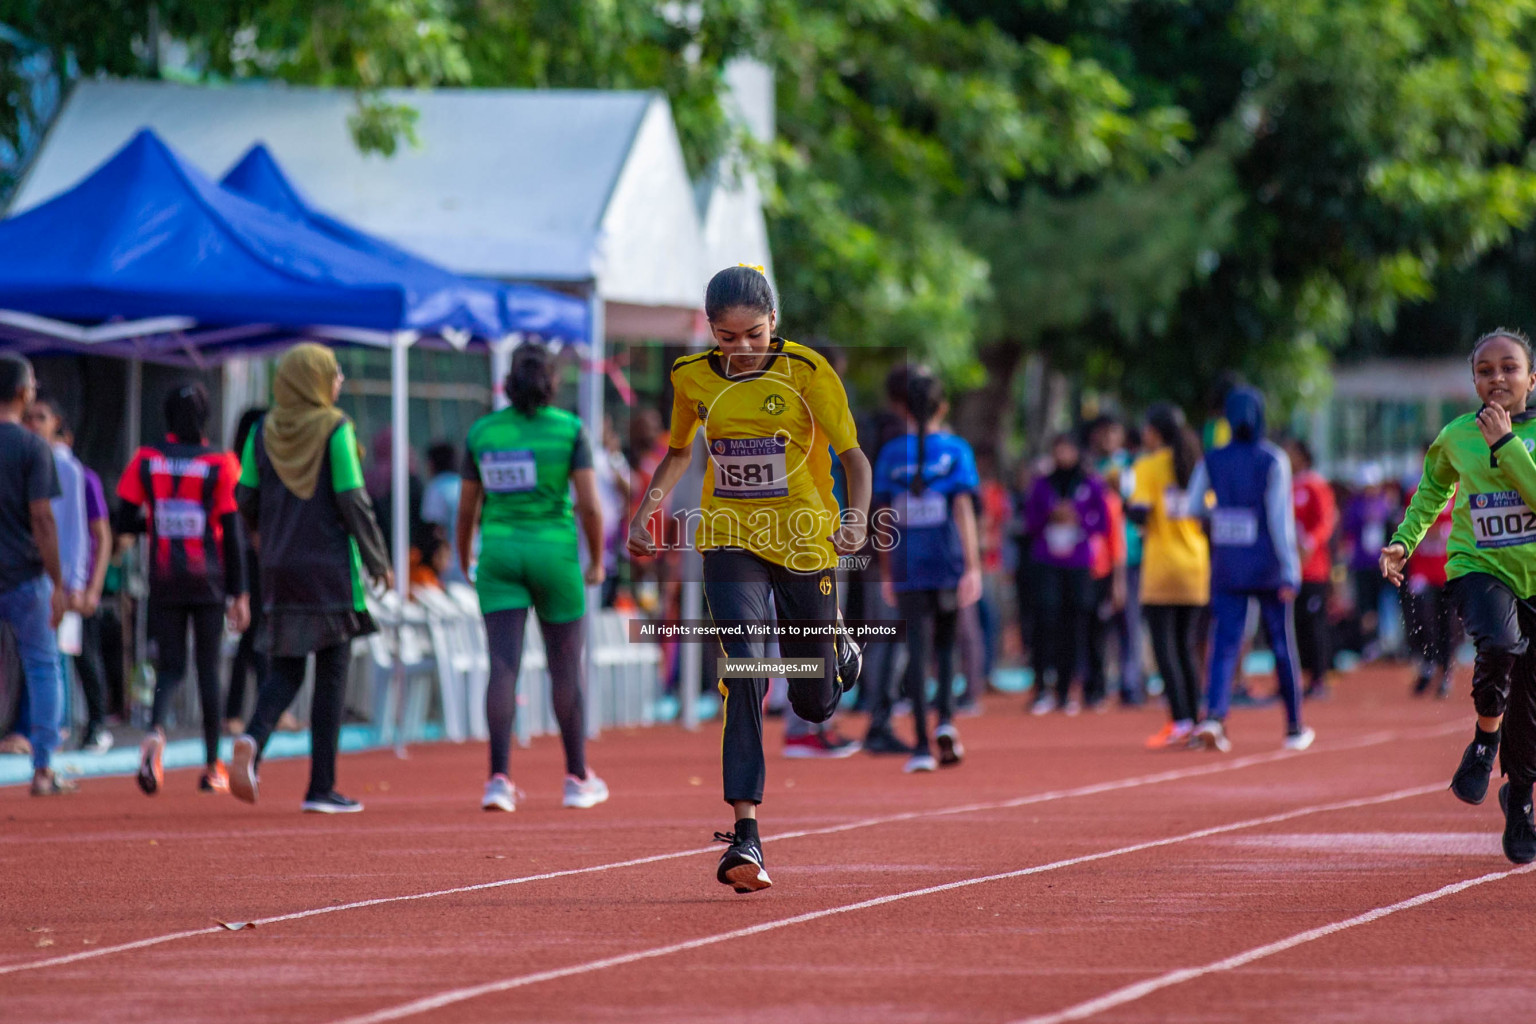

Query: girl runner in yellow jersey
[[628, 265, 871, 893]]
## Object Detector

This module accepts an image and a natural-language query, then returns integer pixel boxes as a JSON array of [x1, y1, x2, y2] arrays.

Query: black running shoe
[[1500, 784, 1536, 865], [714, 831, 772, 893], [1451, 736, 1499, 805], [862, 728, 913, 756], [1412, 670, 1433, 697], [300, 791, 364, 814]]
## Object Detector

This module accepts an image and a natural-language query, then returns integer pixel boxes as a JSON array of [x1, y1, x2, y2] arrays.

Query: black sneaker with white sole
[[1500, 783, 1536, 865], [714, 831, 772, 893], [1450, 734, 1498, 805], [301, 791, 364, 814]]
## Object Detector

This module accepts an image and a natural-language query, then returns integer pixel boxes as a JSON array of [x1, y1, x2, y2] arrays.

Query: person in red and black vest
[[117, 382, 249, 795]]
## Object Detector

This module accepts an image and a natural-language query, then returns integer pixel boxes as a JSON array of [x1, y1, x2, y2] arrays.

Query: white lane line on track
[[1009, 862, 1536, 1024], [0, 720, 1463, 978], [324, 783, 1451, 1024]]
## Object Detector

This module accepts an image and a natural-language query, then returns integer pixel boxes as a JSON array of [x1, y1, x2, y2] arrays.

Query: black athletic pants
[[704, 549, 839, 805], [226, 550, 267, 721], [247, 642, 349, 800], [897, 589, 958, 756], [1146, 604, 1203, 725], [1083, 574, 1114, 706], [1450, 572, 1536, 787], [1031, 563, 1093, 703], [148, 601, 224, 766], [483, 608, 587, 780], [1294, 581, 1333, 685], [74, 610, 108, 737], [1403, 582, 1459, 673]]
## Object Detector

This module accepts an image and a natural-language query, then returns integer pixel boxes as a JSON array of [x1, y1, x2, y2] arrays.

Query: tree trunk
[[952, 338, 1024, 465]]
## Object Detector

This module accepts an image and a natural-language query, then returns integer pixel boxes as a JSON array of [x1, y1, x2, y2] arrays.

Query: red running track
[[2, 666, 1534, 1023]]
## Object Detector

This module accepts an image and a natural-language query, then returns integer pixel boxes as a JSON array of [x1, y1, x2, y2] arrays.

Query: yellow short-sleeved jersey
[[669, 338, 859, 572]]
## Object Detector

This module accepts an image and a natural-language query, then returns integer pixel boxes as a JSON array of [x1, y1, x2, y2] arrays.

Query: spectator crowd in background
[[0, 348, 1455, 794]]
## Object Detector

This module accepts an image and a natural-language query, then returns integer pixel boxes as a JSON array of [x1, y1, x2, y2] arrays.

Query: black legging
[[148, 601, 224, 766], [226, 550, 267, 721], [484, 609, 587, 780], [1145, 604, 1203, 725], [897, 589, 958, 756], [1032, 564, 1093, 702], [1295, 581, 1333, 686], [246, 641, 350, 799]]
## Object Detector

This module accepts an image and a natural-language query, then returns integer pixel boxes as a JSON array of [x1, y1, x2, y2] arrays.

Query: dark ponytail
[[902, 368, 943, 497], [705, 265, 776, 322], [507, 345, 554, 417], [164, 381, 210, 443], [1146, 402, 1201, 488]]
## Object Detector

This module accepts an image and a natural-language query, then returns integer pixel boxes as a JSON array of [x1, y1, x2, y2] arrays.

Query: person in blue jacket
[[872, 366, 983, 773], [1183, 386, 1315, 753]]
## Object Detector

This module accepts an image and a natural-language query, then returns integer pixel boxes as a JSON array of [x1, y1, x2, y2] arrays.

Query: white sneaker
[[86, 729, 114, 754], [1283, 726, 1316, 751], [1063, 698, 1082, 717], [229, 735, 259, 804], [935, 723, 965, 766], [1030, 694, 1057, 716], [482, 773, 517, 812], [904, 753, 938, 773], [1190, 719, 1232, 753], [563, 772, 610, 809]]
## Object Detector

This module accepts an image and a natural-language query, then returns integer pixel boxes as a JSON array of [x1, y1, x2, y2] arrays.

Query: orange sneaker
[[1146, 721, 1194, 750], [137, 729, 165, 795], [199, 762, 230, 794]]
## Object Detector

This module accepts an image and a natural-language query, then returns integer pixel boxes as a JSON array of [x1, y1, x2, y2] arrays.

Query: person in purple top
[[74, 449, 113, 753], [1342, 464, 1399, 657], [1024, 433, 1111, 714]]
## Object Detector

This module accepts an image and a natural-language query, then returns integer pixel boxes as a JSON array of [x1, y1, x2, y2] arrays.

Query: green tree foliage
[[8, 0, 1536, 414], [962, 0, 1536, 410]]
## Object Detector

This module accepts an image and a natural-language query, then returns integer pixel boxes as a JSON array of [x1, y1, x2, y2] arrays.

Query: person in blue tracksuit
[[1183, 386, 1315, 753]]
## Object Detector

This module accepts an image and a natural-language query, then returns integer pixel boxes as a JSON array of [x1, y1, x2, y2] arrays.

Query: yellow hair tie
[[737, 263, 765, 275]]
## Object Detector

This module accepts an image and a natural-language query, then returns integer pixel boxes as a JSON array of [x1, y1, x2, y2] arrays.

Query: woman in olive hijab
[[232, 343, 392, 813]]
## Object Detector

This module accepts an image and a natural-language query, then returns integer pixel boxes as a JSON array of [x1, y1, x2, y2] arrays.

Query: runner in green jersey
[[1382, 329, 1536, 863], [456, 344, 609, 813]]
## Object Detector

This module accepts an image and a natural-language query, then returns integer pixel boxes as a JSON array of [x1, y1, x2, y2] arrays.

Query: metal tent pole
[[390, 331, 415, 754], [580, 289, 606, 739]]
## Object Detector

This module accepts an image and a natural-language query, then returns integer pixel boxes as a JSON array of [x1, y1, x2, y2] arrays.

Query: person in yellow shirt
[[1130, 403, 1211, 749], [627, 265, 871, 894]]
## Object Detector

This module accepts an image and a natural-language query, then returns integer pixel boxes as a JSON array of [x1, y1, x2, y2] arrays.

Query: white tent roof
[[13, 79, 722, 329]]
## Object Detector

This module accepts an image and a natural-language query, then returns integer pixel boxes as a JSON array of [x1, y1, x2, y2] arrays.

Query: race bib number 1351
[[1469, 491, 1536, 549], [481, 450, 537, 493]]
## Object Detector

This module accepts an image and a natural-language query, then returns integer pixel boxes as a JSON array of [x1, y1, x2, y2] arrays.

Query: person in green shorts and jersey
[[456, 344, 608, 812]]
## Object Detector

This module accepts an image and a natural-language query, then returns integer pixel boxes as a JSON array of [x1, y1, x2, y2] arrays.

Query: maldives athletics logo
[[1474, 494, 1489, 509], [760, 393, 787, 415], [712, 440, 727, 456]]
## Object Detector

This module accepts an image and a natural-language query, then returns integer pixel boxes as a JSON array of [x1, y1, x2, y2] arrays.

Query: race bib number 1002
[[1469, 491, 1536, 549], [481, 450, 538, 494], [711, 437, 789, 499]]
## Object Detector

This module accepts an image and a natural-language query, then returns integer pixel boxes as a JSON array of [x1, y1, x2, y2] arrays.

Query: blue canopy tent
[[0, 128, 589, 706], [219, 143, 588, 346]]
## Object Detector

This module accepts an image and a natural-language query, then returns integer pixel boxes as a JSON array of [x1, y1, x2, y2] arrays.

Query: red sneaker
[[783, 727, 862, 759]]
